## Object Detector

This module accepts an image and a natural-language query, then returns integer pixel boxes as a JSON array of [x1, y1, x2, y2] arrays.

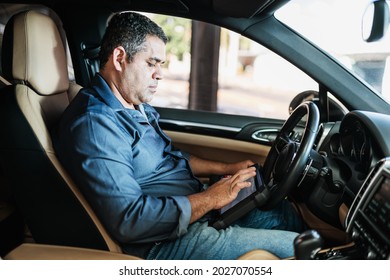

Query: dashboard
[[299, 110, 390, 245], [306, 110, 390, 259], [321, 111, 390, 204]]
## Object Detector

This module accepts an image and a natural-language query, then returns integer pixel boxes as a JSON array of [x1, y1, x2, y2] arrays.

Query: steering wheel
[[260, 101, 320, 210]]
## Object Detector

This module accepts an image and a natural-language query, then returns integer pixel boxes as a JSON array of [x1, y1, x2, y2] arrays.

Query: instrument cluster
[[329, 118, 373, 174]]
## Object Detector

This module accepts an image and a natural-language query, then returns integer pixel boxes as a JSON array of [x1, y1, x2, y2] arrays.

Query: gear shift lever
[[294, 230, 323, 260]]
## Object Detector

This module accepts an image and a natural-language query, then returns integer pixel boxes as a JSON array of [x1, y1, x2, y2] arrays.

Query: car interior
[[0, 0, 390, 260]]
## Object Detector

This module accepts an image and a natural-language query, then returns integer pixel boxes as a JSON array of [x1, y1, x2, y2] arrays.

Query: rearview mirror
[[362, 0, 390, 42]]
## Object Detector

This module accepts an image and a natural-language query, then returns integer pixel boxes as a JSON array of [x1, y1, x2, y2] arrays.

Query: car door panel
[[165, 130, 270, 165], [156, 107, 286, 165]]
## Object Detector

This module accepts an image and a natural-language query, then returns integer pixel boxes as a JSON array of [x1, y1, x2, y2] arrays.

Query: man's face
[[120, 35, 166, 106]]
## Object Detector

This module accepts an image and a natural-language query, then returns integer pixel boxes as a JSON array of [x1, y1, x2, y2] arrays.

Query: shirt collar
[[91, 73, 125, 110]]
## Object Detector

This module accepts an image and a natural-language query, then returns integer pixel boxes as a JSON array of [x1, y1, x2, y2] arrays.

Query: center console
[[301, 158, 390, 260], [343, 157, 390, 259]]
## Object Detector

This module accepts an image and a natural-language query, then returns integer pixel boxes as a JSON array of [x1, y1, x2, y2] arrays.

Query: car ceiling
[[0, 0, 290, 20]]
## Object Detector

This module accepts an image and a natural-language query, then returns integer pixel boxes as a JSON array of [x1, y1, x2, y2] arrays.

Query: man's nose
[[153, 66, 163, 80]]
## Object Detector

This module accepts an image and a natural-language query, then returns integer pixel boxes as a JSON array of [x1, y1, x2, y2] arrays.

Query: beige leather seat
[[0, 10, 121, 254], [3, 243, 140, 260]]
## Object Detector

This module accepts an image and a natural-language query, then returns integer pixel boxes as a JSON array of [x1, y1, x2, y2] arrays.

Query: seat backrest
[[0, 10, 121, 253]]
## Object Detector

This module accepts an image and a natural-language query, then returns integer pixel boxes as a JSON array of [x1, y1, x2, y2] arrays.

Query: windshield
[[276, 0, 390, 104]]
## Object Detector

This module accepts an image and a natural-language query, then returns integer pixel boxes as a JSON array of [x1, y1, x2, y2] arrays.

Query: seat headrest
[[2, 10, 69, 95]]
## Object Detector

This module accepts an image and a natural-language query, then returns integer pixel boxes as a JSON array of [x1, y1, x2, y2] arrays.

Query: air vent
[[251, 128, 279, 143]]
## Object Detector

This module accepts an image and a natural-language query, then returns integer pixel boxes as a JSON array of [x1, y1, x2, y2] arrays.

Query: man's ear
[[112, 46, 126, 71]]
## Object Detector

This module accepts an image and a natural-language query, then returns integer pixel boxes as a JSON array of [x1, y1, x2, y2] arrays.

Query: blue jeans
[[146, 199, 303, 260]]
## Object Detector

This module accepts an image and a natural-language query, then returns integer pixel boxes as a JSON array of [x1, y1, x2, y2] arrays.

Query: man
[[53, 12, 303, 260]]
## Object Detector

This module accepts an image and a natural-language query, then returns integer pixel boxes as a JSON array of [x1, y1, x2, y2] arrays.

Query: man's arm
[[188, 154, 254, 177], [187, 166, 256, 223], [56, 111, 193, 243]]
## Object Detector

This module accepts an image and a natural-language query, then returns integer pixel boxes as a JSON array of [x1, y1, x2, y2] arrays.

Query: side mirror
[[289, 90, 318, 115], [289, 90, 345, 122], [362, 0, 390, 42]]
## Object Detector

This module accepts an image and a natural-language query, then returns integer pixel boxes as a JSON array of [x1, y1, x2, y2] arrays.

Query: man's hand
[[187, 166, 256, 223], [206, 166, 256, 209]]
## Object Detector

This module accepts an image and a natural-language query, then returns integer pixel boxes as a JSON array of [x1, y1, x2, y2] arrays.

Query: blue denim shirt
[[52, 74, 203, 246]]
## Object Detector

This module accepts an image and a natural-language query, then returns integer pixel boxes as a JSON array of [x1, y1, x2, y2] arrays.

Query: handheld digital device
[[210, 164, 270, 230]]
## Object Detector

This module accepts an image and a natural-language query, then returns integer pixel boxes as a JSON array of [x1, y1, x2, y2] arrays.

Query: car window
[[146, 14, 318, 121], [276, 0, 390, 104]]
